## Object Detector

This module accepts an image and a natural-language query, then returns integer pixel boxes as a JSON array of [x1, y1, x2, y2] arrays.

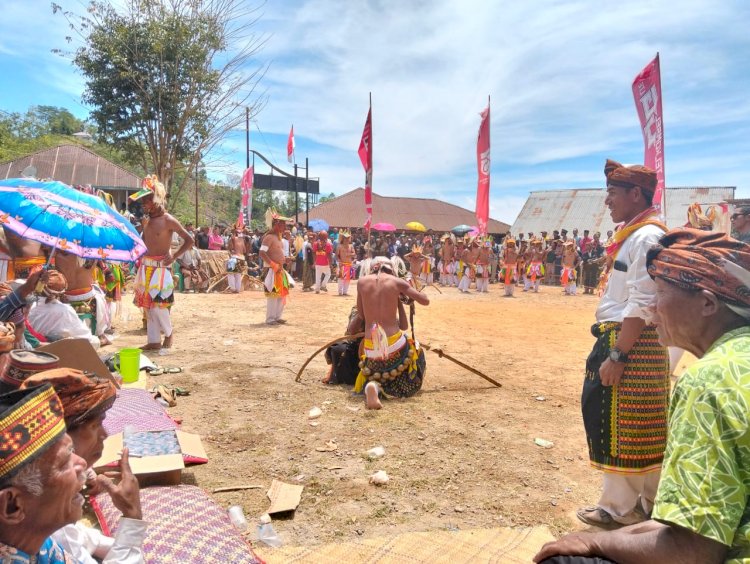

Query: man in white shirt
[[577, 159, 669, 529]]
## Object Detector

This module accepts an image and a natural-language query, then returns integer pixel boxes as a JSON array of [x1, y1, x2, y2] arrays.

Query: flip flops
[[146, 366, 183, 376]]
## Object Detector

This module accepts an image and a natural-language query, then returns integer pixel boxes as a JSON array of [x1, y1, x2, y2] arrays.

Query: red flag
[[236, 210, 245, 229], [475, 102, 490, 235], [287, 125, 295, 163], [240, 165, 253, 221], [358, 107, 373, 229], [632, 54, 665, 211]]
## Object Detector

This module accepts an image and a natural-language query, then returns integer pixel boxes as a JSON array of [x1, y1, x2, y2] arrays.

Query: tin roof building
[[510, 186, 736, 235]]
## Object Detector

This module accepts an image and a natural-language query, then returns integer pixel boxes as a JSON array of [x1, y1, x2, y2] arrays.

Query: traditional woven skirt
[[582, 322, 669, 474], [358, 340, 427, 398]]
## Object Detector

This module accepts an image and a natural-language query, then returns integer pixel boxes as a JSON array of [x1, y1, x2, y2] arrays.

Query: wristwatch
[[608, 347, 629, 363]]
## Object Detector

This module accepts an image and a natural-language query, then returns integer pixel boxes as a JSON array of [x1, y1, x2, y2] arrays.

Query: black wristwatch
[[609, 347, 629, 363]]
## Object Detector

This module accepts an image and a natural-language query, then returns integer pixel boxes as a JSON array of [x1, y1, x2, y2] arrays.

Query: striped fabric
[[582, 322, 670, 473]]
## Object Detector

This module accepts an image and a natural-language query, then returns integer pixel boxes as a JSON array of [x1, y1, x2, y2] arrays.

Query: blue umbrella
[[451, 224, 473, 235], [308, 218, 329, 232], [0, 178, 146, 262]]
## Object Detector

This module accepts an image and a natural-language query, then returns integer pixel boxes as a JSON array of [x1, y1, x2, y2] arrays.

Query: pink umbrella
[[468, 226, 480, 237], [372, 222, 396, 231]]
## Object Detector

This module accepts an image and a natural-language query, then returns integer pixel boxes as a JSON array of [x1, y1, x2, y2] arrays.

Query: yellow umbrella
[[406, 221, 426, 232]]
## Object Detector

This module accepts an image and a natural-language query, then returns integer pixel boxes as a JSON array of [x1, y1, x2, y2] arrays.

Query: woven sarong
[[357, 339, 426, 398], [582, 322, 669, 474], [526, 261, 545, 282]]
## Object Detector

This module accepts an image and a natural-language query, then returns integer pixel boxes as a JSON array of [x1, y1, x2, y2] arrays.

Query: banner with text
[[475, 103, 491, 234], [632, 54, 665, 211]]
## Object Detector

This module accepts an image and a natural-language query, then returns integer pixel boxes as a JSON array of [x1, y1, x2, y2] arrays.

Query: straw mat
[[256, 525, 554, 563]]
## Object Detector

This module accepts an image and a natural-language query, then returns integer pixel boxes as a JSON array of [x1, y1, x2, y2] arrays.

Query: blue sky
[[1, 0, 749, 224]]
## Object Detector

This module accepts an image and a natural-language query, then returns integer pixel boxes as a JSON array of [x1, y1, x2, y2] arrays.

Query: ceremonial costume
[[262, 257, 293, 324], [500, 239, 517, 296], [130, 175, 179, 346], [337, 231, 354, 296], [524, 239, 545, 293], [226, 255, 247, 293], [354, 331, 426, 398], [65, 284, 110, 340], [581, 160, 669, 525], [133, 256, 174, 345]]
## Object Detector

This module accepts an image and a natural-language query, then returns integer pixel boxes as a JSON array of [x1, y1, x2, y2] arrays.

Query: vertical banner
[[287, 125, 295, 163], [358, 106, 373, 229], [240, 165, 254, 222], [475, 101, 491, 234], [632, 53, 665, 212]]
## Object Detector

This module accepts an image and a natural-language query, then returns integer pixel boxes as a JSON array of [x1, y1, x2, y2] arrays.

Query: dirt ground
[[113, 279, 603, 548]]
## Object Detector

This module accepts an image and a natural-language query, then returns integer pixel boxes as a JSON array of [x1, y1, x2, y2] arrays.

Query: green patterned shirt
[[653, 326, 750, 563]]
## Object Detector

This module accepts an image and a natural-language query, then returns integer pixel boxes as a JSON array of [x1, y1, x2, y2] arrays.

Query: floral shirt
[[652, 326, 750, 563], [0, 537, 73, 563]]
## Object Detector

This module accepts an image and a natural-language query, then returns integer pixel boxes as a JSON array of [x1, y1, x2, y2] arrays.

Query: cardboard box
[[38, 338, 119, 387], [94, 429, 207, 487]]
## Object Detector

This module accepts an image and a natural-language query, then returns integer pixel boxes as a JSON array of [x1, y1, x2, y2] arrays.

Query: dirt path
[[115, 281, 601, 546]]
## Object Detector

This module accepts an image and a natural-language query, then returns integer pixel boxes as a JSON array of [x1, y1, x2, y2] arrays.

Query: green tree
[[318, 192, 336, 203], [53, 0, 267, 208]]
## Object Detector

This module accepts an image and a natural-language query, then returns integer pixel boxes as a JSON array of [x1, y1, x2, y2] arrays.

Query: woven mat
[[103, 388, 178, 436], [256, 526, 554, 563], [93, 485, 263, 563]]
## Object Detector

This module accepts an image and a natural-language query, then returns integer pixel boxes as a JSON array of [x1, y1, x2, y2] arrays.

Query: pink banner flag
[[287, 125, 295, 163], [240, 165, 253, 221], [358, 106, 373, 229], [632, 53, 665, 211], [475, 102, 490, 235]]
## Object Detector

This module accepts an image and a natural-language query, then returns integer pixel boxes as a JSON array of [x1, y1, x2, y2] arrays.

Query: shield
[[0, 178, 146, 262]]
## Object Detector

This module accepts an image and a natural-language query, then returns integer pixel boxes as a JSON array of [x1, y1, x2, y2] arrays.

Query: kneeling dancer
[[353, 257, 429, 409]]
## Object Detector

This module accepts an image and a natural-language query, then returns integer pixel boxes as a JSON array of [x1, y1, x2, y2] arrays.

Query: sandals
[[146, 366, 183, 376], [150, 384, 190, 407], [576, 506, 619, 529]]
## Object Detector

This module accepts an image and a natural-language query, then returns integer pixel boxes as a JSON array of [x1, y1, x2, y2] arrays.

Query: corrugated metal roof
[[309, 188, 510, 233], [0, 144, 141, 190], [510, 187, 736, 235]]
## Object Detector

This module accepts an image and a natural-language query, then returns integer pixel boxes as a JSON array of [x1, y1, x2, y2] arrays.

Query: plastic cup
[[114, 348, 141, 383]]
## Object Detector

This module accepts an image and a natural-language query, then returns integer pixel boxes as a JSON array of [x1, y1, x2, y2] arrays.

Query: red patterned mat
[[93, 485, 264, 563]]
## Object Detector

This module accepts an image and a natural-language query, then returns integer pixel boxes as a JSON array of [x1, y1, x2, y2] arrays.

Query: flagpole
[[367, 92, 372, 253]]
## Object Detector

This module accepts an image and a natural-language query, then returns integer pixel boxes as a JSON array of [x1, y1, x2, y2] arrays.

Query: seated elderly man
[[535, 228, 750, 564], [0, 384, 88, 561], [21, 369, 146, 563]]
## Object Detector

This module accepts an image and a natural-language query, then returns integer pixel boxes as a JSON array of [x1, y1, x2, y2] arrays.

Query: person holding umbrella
[[129, 176, 194, 350]]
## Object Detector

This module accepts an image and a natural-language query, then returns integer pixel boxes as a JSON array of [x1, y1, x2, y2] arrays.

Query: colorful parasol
[[372, 222, 396, 232], [308, 218, 329, 232], [405, 221, 426, 232], [0, 178, 146, 262]]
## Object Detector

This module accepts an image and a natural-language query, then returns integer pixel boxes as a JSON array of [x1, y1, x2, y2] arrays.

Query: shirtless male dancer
[[354, 257, 430, 410], [439, 234, 455, 286], [55, 252, 111, 346], [524, 238, 545, 293], [458, 238, 480, 293], [227, 224, 248, 293], [475, 239, 491, 293], [130, 176, 194, 350], [500, 238, 518, 297], [335, 230, 356, 296], [259, 213, 294, 324]]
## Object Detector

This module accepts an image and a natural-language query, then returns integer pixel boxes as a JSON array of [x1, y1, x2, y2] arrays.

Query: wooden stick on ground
[[212, 485, 264, 493], [295, 332, 366, 383], [422, 343, 502, 388]]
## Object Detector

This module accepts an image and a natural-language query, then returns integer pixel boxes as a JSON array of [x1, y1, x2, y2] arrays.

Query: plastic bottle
[[228, 506, 248, 531], [257, 522, 283, 547]]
